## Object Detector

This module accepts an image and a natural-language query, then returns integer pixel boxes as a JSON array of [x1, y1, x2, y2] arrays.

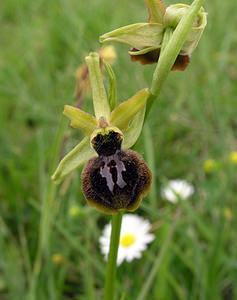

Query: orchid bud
[[164, 4, 207, 55]]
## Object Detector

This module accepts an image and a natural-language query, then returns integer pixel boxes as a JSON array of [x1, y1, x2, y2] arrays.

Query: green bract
[[51, 52, 150, 184], [100, 2, 207, 59]]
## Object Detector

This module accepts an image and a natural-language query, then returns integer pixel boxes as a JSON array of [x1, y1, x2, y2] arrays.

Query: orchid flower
[[52, 52, 151, 214]]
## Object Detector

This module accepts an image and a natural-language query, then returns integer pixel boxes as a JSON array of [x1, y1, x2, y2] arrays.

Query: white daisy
[[161, 179, 194, 203], [99, 214, 155, 266]]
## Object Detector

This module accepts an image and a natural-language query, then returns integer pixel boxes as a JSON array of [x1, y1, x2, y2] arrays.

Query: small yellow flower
[[0, 278, 6, 292], [52, 253, 65, 265], [74, 46, 117, 102], [203, 159, 218, 173], [229, 151, 237, 165], [99, 46, 117, 65], [223, 207, 233, 222], [68, 205, 81, 218]]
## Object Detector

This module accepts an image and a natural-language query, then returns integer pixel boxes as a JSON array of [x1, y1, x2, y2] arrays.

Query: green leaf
[[123, 104, 146, 149], [63, 105, 97, 135], [100, 23, 164, 50], [51, 137, 95, 184], [104, 62, 117, 111], [110, 88, 150, 131], [85, 52, 111, 120]]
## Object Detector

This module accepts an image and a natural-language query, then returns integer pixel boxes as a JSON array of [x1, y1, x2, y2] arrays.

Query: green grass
[[0, 0, 237, 299]]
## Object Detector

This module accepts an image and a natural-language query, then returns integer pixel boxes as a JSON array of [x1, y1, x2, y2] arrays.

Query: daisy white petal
[[162, 179, 194, 203], [99, 214, 155, 266]]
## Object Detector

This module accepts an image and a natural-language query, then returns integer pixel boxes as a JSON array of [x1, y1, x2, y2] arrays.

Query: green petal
[[51, 137, 95, 184], [104, 62, 117, 111], [110, 88, 150, 131], [85, 52, 111, 120], [100, 23, 164, 50], [145, 0, 166, 23], [63, 105, 97, 135], [123, 105, 146, 149], [181, 8, 207, 55], [128, 46, 158, 56]]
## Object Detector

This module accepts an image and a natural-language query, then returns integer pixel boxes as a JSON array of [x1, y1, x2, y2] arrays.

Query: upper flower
[[52, 52, 152, 214], [100, 0, 207, 70]]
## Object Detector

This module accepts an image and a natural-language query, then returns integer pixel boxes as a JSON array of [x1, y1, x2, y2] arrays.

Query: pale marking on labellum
[[100, 152, 127, 192]]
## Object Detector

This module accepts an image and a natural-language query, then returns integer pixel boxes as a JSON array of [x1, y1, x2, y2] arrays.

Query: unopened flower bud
[[164, 4, 207, 56], [100, 2, 207, 70]]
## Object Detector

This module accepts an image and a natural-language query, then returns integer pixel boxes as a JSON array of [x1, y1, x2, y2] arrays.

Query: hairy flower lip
[[130, 48, 190, 70], [82, 149, 152, 215]]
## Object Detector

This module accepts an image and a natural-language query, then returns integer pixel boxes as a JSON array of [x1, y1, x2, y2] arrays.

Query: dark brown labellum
[[82, 129, 151, 214], [82, 130, 151, 214], [130, 48, 190, 71], [82, 149, 151, 214]]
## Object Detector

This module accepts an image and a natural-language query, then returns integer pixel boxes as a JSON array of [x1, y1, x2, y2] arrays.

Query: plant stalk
[[104, 212, 123, 300], [146, 0, 205, 116]]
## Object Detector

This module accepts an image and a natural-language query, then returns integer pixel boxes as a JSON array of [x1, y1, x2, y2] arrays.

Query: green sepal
[[100, 23, 164, 50], [51, 137, 95, 184], [104, 62, 117, 111], [63, 105, 97, 135], [123, 104, 146, 149], [145, 0, 166, 23], [110, 88, 150, 131], [85, 52, 111, 121]]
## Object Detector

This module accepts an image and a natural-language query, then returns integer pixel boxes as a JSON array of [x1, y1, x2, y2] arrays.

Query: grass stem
[[137, 211, 180, 300]]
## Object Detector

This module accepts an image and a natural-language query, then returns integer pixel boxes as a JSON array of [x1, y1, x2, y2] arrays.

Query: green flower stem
[[145, 28, 172, 119], [160, 27, 173, 53], [102, 3, 205, 297], [147, 0, 205, 115], [104, 212, 123, 300]]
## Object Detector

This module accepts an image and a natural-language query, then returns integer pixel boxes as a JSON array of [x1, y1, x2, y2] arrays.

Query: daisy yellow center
[[120, 233, 136, 248]]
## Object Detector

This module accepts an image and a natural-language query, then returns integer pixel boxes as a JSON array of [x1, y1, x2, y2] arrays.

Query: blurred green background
[[0, 0, 237, 299]]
